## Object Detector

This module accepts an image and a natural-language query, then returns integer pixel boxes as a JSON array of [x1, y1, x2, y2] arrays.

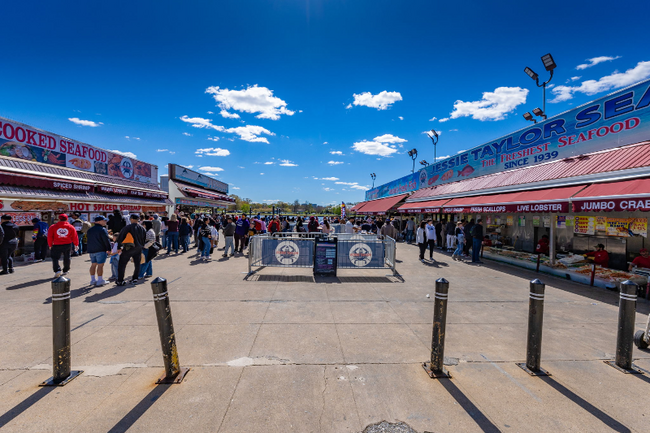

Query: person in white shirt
[[210, 224, 219, 248], [416, 221, 427, 262], [345, 217, 355, 234], [425, 220, 437, 261]]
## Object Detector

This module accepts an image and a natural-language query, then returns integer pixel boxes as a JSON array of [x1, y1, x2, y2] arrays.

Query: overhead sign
[[366, 78, 650, 201], [0, 117, 158, 184], [441, 203, 569, 213], [169, 164, 228, 194]]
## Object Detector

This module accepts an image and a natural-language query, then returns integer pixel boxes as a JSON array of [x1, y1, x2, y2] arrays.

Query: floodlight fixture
[[408, 148, 418, 173], [524, 67, 539, 82], [523, 112, 536, 123], [426, 129, 440, 162], [370, 173, 376, 188], [541, 53, 556, 71], [532, 107, 547, 120], [420, 160, 429, 167]]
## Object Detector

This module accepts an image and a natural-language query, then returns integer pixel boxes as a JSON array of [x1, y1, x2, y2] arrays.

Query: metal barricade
[[249, 234, 315, 274]]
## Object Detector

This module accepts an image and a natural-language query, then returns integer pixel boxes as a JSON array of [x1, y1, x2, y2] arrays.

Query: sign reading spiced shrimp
[[0, 116, 158, 184]]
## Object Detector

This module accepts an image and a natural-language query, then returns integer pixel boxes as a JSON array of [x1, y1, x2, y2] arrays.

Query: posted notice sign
[[314, 238, 337, 276]]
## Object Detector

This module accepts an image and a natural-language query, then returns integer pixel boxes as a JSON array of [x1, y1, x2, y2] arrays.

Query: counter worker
[[629, 248, 650, 271], [585, 243, 609, 268], [535, 235, 550, 255]]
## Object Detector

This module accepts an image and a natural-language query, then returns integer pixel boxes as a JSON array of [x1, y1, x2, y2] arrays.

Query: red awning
[[441, 185, 587, 213], [174, 180, 235, 203], [349, 202, 368, 212], [358, 194, 408, 215], [398, 199, 451, 213], [572, 178, 650, 212]]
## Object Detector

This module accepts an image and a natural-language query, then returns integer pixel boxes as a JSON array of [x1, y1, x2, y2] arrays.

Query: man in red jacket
[[47, 214, 79, 278]]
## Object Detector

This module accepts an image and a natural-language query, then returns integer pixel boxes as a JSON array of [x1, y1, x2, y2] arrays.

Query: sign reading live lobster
[[0, 116, 158, 184], [366, 78, 650, 201]]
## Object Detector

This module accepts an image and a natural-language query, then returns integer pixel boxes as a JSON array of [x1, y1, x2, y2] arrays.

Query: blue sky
[[2, 0, 649, 205]]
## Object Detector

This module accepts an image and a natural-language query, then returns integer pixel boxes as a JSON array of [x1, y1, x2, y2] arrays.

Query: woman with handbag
[[138, 220, 157, 279]]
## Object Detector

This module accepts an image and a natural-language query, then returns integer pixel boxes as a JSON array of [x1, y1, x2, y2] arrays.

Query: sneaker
[[8, 269, 14, 274], [96, 279, 106, 286], [54, 271, 62, 278], [116, 280, 126, 286], [62, 271, 69, 276], [222, 254, 228, 258], [90, 280, 97, 286], [34, 259, 43, 263]]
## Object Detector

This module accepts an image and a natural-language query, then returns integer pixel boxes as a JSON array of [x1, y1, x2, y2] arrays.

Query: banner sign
[[261, 239, 314, 266], [97, 185, 167, 199], [0, 173, 93, 192], [175, 197, 227, 208], [0, 117, 158, 184], [573, 197, 650, 212], [1, 199, 165, 213], [169, 164, 228, 194], [337, 240, 385, 268], [440, 202, 569, 214], [2, 212, 41, 226], [366, 78, 650, 201], [606, 217, 648, 237]]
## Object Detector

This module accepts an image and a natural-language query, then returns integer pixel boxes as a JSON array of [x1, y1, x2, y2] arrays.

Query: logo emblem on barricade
[[349, 243, 373, 267], [275, 241, 300, 265]]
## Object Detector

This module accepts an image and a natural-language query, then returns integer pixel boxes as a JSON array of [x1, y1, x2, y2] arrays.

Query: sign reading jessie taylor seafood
[[0, 116, 158, 184], [366, 78, 650, 201]]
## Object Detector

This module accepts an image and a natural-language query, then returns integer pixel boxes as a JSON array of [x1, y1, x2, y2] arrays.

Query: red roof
[[358, 194, 408, 214], [174, 180, 235, 203], [410, 141, 650, 201], [398, 199, 451, 212], [0, 184, 171, 205], [573, 178, 650, 200], [349, 202, 367, 212], [443, 185, 587, 207]]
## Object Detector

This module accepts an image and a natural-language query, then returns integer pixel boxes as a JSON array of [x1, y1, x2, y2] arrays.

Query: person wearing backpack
[[471, 219, 484, 264], [115, 214, 147, 286], [268, 216, 281, 233], [31, 217, 49, 262]]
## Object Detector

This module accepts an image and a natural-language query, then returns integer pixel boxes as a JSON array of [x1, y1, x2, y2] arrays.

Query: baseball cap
[[641, 248, 648, 253], [58, 214, 68, 221], [94, 215, 107, 222]]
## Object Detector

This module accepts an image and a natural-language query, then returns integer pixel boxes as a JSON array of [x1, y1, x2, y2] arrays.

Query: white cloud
[[323, 187, 334, 192], [321, 177, 339, 181], [219, 109, 241, 119], [328, 161, 344, 165], [207, 111, 214, 114], [457, 149, 467, 154], [439, 118, 450, 123], [576, 56, 621, 70], [449, 129, 458, 132], [569, 76, 582, 82], [186, 165, 194, 168], [205, 85, 295, 120], [264, 161, 274, 165], [398, 116, 404, 120], [199, 166, 224, 172], [195, 147, 230, 157], [435, 155, 450, 160], [109, 149, 137, 159], [125, 136, 140, 140], [323, 141, 328, 145], [260, 173, 264, 175], [183, 132, 193, 136], [238, 166, 245, 169], [157, 149, 168, 152], [180, 115, 222, 130], [223, 125, 275, 144], [446, 87, 528, 121], [335, 181, 356, 185], [232, 187, 240, 190], [262, 199, 279, 203], [279, 159, 298, 167], [330, 151, 343, 155], [352, 133, 407, 157], [550, 61, 650, 103], [428, 117, 437, 122], [208, 137, 220, 142], [69, 118, 102, 127], [349, 91, 402, 110]]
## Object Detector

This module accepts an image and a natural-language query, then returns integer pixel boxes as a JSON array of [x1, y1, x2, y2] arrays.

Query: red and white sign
[[97, 185, 167, 199], [68, 202, 166, 213], [442, 202, 568, 214], [573, 198, 650, 212], [2, 212, 41, 226]]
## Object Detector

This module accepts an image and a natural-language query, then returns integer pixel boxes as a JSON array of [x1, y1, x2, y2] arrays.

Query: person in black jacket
[[109, 209, 126, 235], [86, 216, 112, 286], [115, 214, 147, 286], [0, 215, 20, 274]]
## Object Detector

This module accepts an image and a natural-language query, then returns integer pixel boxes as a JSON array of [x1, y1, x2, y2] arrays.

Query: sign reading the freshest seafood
[[0, 116, 158, 184], [366, 78, 650, 201]]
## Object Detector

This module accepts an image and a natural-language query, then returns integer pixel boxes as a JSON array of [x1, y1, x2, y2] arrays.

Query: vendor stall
[[163, 164, 235, 215]]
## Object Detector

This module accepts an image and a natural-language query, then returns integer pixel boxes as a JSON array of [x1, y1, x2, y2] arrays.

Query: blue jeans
[[110, 254, 119, 279], [224, 236, 234, 255], [161, 231, 168, 248], [167, 232, 179, 253], [406, 229, 414, 242], [472, 238, 482, 262], [201, 237, 211, 258], [180, 235, 189, 252], [139, 249, 153, 278]]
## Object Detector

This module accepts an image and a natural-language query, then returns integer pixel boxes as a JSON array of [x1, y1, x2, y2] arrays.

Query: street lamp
[[523, 112, 537, 124], [524, 53, 556, 114], [420, 160, 429, 167], [370, 173, 376, 188], [407, 148, 418, 173], [426, 129, 439, 162], [532, 107, 547, 120]]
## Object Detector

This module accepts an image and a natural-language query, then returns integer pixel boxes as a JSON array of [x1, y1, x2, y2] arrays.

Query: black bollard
[[422, 278, 452, 379], [151, 277, 189, 384], [605, 281, 643, 374], [517, 279, 550, 376], [40, 277, 83, 386]]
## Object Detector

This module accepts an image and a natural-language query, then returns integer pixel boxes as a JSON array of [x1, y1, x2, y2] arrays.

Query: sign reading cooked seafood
[[0, 116, 158, 184]]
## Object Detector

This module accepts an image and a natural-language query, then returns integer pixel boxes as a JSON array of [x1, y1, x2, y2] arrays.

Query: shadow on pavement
[[106, 384, 171, 433], [539, 376, 631, 433], [251, 275, 403, 284], [6, 278, 54, 291], [83, 284, 129, 303], [438, 378, 501, 433], [0, 386, 56, 429], [43, 285, 96, 304]]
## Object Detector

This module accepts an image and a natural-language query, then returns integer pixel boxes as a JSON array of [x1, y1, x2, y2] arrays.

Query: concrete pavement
[[1, 238, 649, 432]]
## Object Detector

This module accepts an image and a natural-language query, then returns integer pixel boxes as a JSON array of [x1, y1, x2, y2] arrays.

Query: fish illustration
[[441, 169, 454, 181], [458, 165, 475, 177], [428, 174, 439, 185]]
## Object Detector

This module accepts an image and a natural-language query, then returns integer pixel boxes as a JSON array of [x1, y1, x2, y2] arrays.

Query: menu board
[[574, 216, 596, 235], [314, 238, 337, 276]]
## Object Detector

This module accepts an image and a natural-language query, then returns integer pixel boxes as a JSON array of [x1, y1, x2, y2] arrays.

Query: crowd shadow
[[106, 384, 171, 433], [43, 284, 96, 304], [6, 278, 53, 291], [83, 284, 130, 303]]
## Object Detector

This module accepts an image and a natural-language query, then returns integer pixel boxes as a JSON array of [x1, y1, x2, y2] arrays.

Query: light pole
[[407, 149, 418, 173], [524, 53, 557, 115], [370, 173, 376, 188], [426, 130, 439, 162]]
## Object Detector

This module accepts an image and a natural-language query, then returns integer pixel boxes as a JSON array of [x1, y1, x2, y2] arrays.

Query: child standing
[[108, 233, 121, 281]]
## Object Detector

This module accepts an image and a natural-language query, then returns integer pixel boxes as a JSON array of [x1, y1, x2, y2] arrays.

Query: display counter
[[483, 247, 647, 290]]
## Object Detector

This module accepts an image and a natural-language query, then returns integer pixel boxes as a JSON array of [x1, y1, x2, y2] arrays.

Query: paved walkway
[[1, 239, 649, 432]]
